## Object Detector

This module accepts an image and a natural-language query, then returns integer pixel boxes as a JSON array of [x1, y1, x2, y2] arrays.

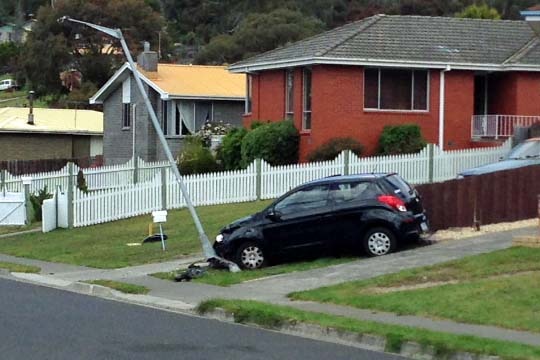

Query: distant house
[[90, 47, 246, 165], [0, 20, 36, 43], [0, 107, 103, 161], [230, 14, 540, 160]]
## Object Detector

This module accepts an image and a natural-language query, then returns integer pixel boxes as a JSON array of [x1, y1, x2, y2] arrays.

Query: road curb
[[200, 308, 501, 360], [66, 282, 115, 297]]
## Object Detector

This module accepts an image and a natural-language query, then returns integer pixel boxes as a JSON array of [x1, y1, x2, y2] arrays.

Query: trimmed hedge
[[241, 121, 299, 166], [378, 124, 426, 155], [177, 136, 221, 175], [307, 137, 364, 162], [217, 127, 248, 170]]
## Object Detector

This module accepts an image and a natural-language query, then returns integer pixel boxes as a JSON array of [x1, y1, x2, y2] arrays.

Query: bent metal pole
[[58, 17, 240, 272]]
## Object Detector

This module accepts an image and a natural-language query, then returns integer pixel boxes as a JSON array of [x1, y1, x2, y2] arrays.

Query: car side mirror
[[266, 209, 282, 221]]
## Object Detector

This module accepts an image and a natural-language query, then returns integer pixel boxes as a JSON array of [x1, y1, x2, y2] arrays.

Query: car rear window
[[384, 174, 413, 196]]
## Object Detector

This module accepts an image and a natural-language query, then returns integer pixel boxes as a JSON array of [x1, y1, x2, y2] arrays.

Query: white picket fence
[[2, 140, 513, 228], [0, 158, 170, 194]]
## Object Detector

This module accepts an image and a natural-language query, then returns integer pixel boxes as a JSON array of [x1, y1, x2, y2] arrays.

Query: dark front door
[[474, 74, 488, 116], [262, 184, 332, 256]]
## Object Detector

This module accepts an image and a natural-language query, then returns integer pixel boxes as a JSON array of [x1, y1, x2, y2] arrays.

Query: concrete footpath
[[1, 226, 540, 348]]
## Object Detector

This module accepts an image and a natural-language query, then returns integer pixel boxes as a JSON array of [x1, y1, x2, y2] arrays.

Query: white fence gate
[[0, 192, 26, 225]]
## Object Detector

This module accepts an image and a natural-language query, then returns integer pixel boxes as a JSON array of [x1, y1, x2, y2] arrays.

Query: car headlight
[[215, 234, 224, 243]]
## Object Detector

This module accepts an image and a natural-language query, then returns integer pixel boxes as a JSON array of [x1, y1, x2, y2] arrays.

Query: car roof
[[303, 173, 393, 186], [525, 137, 540, 142]]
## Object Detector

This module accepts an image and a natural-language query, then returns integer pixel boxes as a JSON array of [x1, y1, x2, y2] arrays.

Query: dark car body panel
[[213, 173, 428, 263]]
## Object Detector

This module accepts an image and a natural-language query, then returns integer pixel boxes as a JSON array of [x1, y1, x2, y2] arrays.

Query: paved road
[[0, 278, 404, 360]]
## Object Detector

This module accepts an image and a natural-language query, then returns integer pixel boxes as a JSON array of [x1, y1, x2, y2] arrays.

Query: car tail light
[[378, 195, 407, 212]]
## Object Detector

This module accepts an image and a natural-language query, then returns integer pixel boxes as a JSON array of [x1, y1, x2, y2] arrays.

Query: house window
[[285, 69, 294, 120], [302, 68, 312, 131], [246, 75, 252, 114], [161, 100, 168, 135], [364, 68, 428, 111], [122, 103, 131, 128]]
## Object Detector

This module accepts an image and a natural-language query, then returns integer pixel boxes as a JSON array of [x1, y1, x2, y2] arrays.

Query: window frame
[[245, 74, 253, 114], [122, 103, 131, 129], [285, 69, 294, 120], [302, 68, 312, 131], [161, 100, 169, 136], [363, 68, 430, 112]]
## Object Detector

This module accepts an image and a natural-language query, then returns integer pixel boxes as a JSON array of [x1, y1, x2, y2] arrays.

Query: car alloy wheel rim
[[241, 246, 264, 269], [367, 232, 391, 255]]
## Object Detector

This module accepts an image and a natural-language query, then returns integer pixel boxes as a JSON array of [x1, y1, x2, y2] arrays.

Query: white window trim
[[122, 103, 131, 129], [245, 75, 252, 114], [285, 69, 294, 119], [363, 68, 430, 112], [302, 68, 312, 131]]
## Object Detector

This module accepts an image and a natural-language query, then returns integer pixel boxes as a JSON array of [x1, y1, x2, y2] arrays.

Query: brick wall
[[243, 64, 540, 161]]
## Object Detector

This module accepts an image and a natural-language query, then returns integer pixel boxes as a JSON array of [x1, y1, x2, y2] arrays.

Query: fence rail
[[0, 140, 514, 228]]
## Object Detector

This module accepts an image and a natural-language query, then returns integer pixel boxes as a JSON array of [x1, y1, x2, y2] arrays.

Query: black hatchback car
[[214, 173, 429, 269]]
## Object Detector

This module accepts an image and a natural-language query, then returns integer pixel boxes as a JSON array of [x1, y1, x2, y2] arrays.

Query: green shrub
[[307, 137, 364, 162], [76, 169, 88, 193], [178, 136, 221, 175], [217, 127, 248, 170], [378, 124, 427, 155], [241, 120, 299, 167], [29, 186, 52, 222]]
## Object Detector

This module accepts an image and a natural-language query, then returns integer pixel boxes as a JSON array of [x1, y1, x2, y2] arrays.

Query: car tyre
[[363, 227, 396, 256], [235, 242, 267, 270]]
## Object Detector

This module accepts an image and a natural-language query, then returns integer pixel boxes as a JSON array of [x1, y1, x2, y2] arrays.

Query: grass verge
[[152, 257, 355, 286], [0, 223, 40, 236], [196, 299, 540, 360], [291, 247, 540, 333], [0, 261, 40, 273], [0, 200, 271, 269], [84, 280, 149, 294]]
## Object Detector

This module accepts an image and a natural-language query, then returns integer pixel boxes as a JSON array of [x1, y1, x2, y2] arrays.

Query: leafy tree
[[457, 3, 502, 19], [20, 0, 164, 95], [196, 9, 324, 64], [0, 42, 21, 74]]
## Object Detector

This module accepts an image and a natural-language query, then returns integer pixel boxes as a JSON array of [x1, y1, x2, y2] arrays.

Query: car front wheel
[[363, 227, 396, 256], [235, 242, 267, 269]]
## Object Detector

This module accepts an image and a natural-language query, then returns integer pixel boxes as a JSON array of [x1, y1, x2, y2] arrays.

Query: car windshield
[[507, 140, 540, 160]]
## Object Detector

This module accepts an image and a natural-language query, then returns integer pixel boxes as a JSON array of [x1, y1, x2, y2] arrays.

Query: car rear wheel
[[235, 242, 266, 269], [363, 227, 396, 256]]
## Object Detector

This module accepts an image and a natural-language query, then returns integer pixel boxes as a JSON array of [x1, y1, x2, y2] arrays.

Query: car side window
[[330, 181, 381, 204], [274, 185, 329, 216]]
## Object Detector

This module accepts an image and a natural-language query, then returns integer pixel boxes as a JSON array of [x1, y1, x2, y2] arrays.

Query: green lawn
[[152, 256, 355, 286], [0, 224, 40, 236], [0, 261, 40, 273], [0, 90, 51, 108], [85, 280, 149, 294], [197, 299, 540, 360], [291, 247, 540, 333], [0, 201, 271, 269]]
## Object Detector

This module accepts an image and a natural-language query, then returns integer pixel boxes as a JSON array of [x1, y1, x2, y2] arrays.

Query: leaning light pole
[[58, 16, 240, 272]]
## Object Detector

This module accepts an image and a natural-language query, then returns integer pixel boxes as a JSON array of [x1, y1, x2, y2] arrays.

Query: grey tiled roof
[[231, 15, 540, 70]]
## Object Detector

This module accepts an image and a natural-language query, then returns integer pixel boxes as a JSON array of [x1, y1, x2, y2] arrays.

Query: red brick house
[[229, 14, 540, 160]]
